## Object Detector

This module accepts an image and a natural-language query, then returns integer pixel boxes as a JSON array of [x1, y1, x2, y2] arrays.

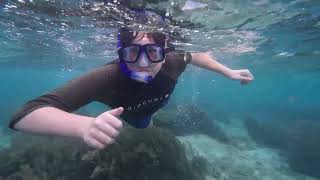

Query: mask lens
[[146, 45, 164, 62], [123, 45, 140, 62]]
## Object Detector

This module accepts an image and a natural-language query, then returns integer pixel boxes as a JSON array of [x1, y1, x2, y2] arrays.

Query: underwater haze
[[0, 0, 320, 179]]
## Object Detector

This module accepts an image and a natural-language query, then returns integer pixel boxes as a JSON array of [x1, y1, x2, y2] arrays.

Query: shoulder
[[79, 60, 120, 80], [161, 50, 191, 80], [165, 49, 192, 65], [64, 60, 122, 90], [164, 49, 192, 73]]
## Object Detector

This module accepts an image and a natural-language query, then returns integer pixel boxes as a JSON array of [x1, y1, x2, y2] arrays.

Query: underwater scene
[[0, 0, 320, 179]]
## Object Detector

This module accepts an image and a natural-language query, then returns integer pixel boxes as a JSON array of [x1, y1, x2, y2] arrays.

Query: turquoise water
[[0, 0, 320, 179]]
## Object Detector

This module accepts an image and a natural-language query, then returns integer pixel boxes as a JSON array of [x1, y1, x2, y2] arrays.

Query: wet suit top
[[9, 50, 192, 129]]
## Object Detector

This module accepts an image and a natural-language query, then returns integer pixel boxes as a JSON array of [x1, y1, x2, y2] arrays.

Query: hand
[[82, 107, 124, 149], [228, 69, 254, 85]]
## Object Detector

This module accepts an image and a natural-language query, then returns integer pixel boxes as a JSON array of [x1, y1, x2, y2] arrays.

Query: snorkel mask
[[117, 31, 167, 84]]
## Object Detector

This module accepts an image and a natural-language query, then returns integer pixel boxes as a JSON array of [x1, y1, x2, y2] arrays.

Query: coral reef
[[153, 104, 229, 143], [245, 117, 320, 178], [244, 117, 289, 150], [286, 121, 320, 178], [0, 127, 209, 180]]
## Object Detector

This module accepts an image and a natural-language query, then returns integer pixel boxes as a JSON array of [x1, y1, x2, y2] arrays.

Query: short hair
[[116, 8, 169, 48], [118, 28, 166, 48]]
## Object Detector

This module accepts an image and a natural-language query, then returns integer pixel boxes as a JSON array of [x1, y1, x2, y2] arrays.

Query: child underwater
[[9, 3, 254, 149]]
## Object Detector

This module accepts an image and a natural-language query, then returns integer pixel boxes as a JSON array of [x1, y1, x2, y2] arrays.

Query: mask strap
[[118, 30, 132, 78], [117, 32, 122, 49]]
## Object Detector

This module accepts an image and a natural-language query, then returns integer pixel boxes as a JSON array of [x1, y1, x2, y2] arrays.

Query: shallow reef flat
[[177, 115, 317, 180], [179, 134, 314, 180], [0, 127, 209, 180], [0, 106, 317, 180]]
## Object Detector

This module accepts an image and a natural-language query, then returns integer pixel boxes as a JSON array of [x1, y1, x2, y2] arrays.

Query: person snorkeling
[[9, 8, 254, 149]]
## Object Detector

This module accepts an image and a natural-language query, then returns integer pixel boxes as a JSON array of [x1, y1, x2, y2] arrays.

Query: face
[[125, 32, 165, 78]]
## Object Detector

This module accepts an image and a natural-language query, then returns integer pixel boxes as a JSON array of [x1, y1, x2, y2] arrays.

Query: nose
[[137, 52, 150, 67]]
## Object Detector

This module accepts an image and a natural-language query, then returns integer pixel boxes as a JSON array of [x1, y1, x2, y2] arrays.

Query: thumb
[[107, 107, 124, 117]]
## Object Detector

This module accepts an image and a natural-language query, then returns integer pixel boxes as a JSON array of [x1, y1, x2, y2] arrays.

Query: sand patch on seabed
[[178, 117, 316, 180]]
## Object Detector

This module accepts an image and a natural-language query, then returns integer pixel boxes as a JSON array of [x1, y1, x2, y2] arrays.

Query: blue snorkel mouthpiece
[[130, 71, 153, 84], [119, 61, 153, 84]]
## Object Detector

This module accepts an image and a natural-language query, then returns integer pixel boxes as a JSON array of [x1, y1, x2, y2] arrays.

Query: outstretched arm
[[10, 66, 123, 149], [190, 52, 254, 84]]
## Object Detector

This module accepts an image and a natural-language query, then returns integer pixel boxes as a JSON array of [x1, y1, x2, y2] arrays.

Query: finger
[[96, 122, 119, 138], [107, 107, 124, 117], [98, 110, 123, 130], [241, 76, 253, 81], [87, 138, 105, 149], [243, 70, 254, 79], [91, 130, 115, 146], [99, 107, 124, 118], [99, 113, 123, 130], [107, 116, 123, 130], [247, 71, 254, 79]]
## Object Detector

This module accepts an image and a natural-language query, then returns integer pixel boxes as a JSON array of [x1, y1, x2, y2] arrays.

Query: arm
[[190, 52, 254, 84], [14, 107, 93, 138], [11, 66, 123, 149], [14, 106, 123, 149]]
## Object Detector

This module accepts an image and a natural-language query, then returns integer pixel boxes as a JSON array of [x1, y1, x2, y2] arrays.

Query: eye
[[147, 46, 157, 54], [122, 45, 140, 62], [130, 46, 139, 53]]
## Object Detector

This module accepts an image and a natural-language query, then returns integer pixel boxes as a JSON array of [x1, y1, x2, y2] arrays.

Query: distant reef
[[153, 104, 230, 143], [245, 117, 320, 178]]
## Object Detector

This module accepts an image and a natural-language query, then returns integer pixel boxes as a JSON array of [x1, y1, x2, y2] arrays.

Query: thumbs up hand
[[82, 107, 124, 149]]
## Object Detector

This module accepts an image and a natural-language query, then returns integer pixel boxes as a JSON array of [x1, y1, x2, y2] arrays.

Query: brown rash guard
[[9, 50, 191, 129]]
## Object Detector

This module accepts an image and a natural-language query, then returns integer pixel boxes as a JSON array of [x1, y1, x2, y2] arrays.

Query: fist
[[82, 107, 123, 149]]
